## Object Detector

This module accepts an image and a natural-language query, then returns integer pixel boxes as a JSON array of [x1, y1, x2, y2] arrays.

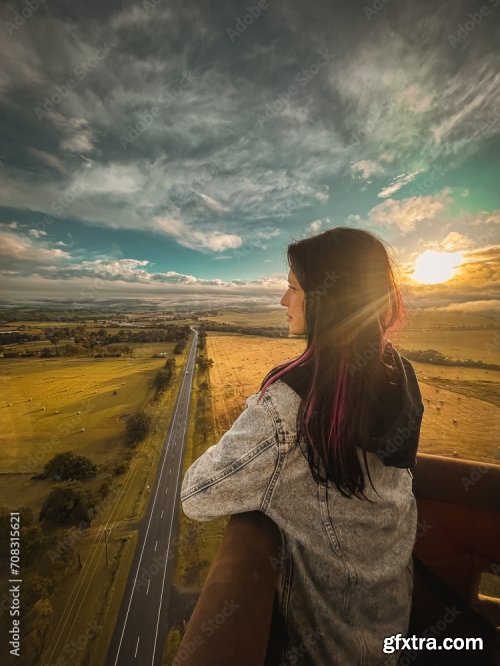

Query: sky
[[0, 0, 499, 312]]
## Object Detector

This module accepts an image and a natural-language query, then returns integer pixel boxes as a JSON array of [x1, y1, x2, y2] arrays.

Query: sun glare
[[411, 250, 464, 285]]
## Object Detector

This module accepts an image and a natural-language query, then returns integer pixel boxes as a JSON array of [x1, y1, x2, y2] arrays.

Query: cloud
[[308, 219, 323, 233], [428, 300, 500, 313], [152, 216, 243, 252], [193, 191, 230, 213], [28, 228, 48, 238], [351, 160, 383, 179], [44, 112, 95, 154], [0, 230, 71, 263], [368, 189, 452, 234], [377, 170, 424, 198], [419, 231, 475, 252], [471, 211, 500, 226], [441, 232, 475, 252]]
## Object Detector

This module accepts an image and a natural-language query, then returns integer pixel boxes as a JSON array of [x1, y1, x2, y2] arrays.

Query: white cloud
[[28, 228, 48, 238], [308, 219, 323, 233], [368, 189, 452, 234], [378, 169, 424, 198], [77, 163, 144, 195], [0, 230, 71, 262], [193, 191, 230, 213], [441, 232, 475, 252], [152, 216, 243, 252]]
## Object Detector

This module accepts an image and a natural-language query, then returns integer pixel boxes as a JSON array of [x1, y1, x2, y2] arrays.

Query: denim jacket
[[181, 347, 425, 665]]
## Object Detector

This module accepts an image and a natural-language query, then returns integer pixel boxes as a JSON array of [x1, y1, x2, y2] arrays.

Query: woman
[[181, 227, 425, 665]]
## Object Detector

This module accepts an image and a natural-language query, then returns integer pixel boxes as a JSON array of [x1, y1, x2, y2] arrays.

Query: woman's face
[[280, 269, 306, 335]]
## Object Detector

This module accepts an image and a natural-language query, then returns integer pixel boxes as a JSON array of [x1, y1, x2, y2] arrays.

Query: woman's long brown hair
[[257, 227, 407, 499]]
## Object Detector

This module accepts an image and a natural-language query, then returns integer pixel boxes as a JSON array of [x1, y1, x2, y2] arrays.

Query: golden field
[[206, 333, 500, 465]]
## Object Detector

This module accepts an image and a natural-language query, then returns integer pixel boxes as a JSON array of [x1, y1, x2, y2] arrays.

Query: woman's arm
[[180, 392, 279, 521]]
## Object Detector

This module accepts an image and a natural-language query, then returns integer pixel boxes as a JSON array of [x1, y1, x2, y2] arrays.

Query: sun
[[410, 250, 464, 284]]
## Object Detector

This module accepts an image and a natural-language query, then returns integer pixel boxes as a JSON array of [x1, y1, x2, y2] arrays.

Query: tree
[[23, 599, 53, 663], [40, 481, 96, 525], [23, 574, 55, 608], [43, 451, 97, 481], [164, 357, 176, 372], [154, 368, 173, 392], [197, 356, 214, 371], [50, 335, 61, 356], [21, 524, 46, 565], [125, 410, 151, 446]]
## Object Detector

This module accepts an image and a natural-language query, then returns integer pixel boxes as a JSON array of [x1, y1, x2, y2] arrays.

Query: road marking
[[165, 486, 168, 494], [169, 467, 172, 474], [146, 579, 151, 595], [134, 636, 140, 658], [154, 540, 158, 552], [151, 418, 188, 665], [112, 367, 185, 666], [160, 509, 164, 519]]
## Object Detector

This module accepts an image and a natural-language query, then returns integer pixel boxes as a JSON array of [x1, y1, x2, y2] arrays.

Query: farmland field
[[206, 333, 500, 465], [0, 342, 178, 477]]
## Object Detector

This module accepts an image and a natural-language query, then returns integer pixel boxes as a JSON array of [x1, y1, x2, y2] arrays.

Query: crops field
[[0, 341, 179, 508], [206, 333, 500, 465]]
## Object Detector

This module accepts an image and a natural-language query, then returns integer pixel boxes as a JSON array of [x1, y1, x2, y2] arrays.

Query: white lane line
[[165, 486, 168, 494], [134, 636, 140, 658], [160, 509, 164, 519], [154, 540, 158, 552], [151, 418, 188, 665], [146, 579, 151, 595], [169, 467, 172, 475], [112, 363, 185, 666]]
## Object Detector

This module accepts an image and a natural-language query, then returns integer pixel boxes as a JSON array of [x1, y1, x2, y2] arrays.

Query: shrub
[[43, 451, 97, 481], [40, 481, 95, 526], [125, 410, 151, 446]]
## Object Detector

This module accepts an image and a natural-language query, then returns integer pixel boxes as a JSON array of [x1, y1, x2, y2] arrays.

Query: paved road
[[106, 326, 198, 666]]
